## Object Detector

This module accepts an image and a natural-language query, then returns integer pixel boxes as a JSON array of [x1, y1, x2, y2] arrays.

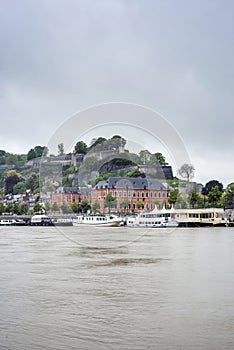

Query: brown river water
[[0, 226, 234, 350]]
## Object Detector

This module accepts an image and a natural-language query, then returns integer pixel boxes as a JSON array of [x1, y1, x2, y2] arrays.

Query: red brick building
[[91, 177, 170, 212], [51, 187, 91, 207]]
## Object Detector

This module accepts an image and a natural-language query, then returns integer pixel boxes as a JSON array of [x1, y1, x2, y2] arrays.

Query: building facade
[[51, 187, 91, 207], [92, 177, 170, 212]]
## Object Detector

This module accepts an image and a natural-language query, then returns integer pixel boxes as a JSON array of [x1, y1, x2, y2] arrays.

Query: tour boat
[[129, 206, 228, 227], [126, 208, 178, 228], [73, 214, 124, 227]]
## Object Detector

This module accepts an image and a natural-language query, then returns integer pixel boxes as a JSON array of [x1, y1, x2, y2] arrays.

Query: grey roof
[[95, 177, 168, 191], [56, 187, 91, 194]]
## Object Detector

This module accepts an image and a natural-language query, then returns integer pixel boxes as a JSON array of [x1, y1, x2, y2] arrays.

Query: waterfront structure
[[92, 177, 170, 212], [158, 207, 228, 227]]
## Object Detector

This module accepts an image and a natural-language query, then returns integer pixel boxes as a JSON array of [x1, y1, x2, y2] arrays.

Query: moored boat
[[30, 214, 54, 226], [149, 206, 228, 227], [126, 207, 178, 228], [0, 218, 26, 226], [73, 214, 124, 227]]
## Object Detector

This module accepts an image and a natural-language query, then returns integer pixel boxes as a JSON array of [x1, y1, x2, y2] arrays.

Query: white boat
[[127, 207, 178, 228], [73, 214, 124, 227], [0, 218, 26, 226], [30, 214, 53, 226], [169, 207, 228, 227], [129, 206, 228, 227]]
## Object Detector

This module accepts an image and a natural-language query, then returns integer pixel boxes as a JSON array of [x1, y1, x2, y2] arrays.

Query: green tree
[[168, 188, 179, 205], [5, 153, 17, 165], [27, 148, 36, 160], [27, 146, 48, 160], [80, 199, 91, 213], [34, 146, 48, 158], [13, 181, 26, 195], [223, 182, 234, 207], [62, 176, 73, 187], [136, 200, 144, 210], [120, 198, 130, 211], [150, 152, 168, 166], [74, 141, 88, 154], [5, 203, 14, 213], [34, 203, 43, 213], [90, 137, 107, 149], [26, 173, 39, 193], [61, 203, 72, 214], [202, 180, 223, 195], [52, 202, 59, 211], [104, 194, 117, 212], [13, 203, 21, 215], [44, 201, 51, 213], [5, 170, 22, 194], [207, 186, 222, 207], [70, 202, 79, 213], [0, 203, 5, 214], [108, 135, 126, 151], [92, 200, 100, 211], [126, 169, 141, 178], [188, 190, 200, 208], [19, 203, 27, 215]]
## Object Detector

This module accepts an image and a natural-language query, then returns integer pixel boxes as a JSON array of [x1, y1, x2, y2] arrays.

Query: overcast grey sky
[[0, 0, 233, 186]]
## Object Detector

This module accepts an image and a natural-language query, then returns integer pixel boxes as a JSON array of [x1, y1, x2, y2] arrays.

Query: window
[[142, 192, 144, 197], [138, 192, 140, 197], [118, 191, 122, 197], [124, 191, 127, 197], [154, 192, 157, 197]]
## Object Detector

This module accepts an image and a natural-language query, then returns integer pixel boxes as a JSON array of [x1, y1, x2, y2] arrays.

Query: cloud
[[0, 0, 233, 185]]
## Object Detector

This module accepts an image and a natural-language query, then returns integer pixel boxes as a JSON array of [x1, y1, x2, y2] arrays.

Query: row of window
[[93, 191, 168, 198]]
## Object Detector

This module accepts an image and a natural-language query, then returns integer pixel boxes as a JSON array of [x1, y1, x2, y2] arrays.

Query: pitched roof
[[95, 177, 168, 191]]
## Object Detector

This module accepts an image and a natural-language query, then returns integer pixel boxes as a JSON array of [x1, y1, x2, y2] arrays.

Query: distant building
[[92, 177, 170, 212], [51, 187, 91, 207]]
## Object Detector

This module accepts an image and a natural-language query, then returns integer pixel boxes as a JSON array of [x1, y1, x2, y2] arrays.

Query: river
[[0, 226, 234, 350]]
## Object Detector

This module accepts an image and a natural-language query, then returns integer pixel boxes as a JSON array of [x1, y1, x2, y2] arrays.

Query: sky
[[0, 0, 233, 186]]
